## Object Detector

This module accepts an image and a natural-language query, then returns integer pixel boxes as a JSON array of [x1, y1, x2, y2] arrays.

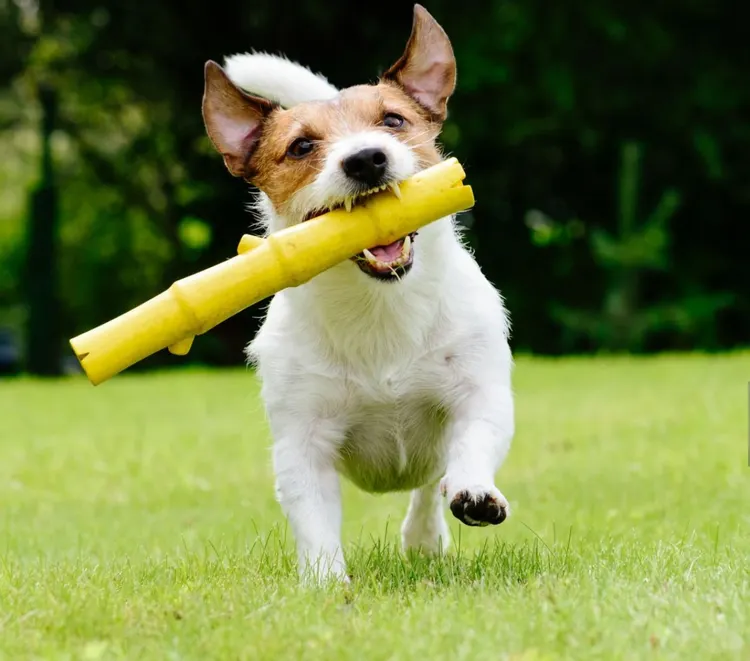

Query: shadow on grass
[[346, 539, 573, 593]]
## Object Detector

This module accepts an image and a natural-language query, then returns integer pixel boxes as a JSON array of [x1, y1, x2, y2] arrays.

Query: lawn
[[1, 353, 749, 660]]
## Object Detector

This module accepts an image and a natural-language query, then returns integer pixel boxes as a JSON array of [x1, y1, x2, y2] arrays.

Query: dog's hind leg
[[401, 481, 450, 554]]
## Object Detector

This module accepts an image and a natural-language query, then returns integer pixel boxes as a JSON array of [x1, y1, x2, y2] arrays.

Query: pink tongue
[[370, 240, 403, 262]]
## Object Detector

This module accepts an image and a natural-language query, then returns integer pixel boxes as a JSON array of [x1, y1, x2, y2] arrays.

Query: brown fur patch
[[248, 83, 444, 215]]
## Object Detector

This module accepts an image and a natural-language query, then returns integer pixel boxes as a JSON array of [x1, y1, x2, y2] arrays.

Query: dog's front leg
[[272, 419, 347, 585], [441, 380, 514, 527]]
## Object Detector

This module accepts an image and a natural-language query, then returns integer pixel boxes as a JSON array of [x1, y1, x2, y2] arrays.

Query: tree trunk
[[24, 83, 62, 376]]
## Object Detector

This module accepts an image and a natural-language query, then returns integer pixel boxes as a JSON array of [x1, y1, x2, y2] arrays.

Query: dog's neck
[[258, 195, 461, 367]]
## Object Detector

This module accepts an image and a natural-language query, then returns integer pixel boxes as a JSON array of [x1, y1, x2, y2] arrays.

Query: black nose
[[342, 148, 388, 187]]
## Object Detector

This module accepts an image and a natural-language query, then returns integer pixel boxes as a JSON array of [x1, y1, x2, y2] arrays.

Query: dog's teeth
[[344, 197, 353, 213], [363, 248, 377, 263], [401, 234, 411, 257], [388, 182, 402, 200]]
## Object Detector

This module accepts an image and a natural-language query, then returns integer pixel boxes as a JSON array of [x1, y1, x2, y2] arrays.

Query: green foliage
[[550, 141, 733, 352], [1, 0, 748, 358]]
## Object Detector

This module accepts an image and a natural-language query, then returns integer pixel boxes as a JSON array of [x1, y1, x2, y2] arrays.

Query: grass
[[1, 352, 749, 660]]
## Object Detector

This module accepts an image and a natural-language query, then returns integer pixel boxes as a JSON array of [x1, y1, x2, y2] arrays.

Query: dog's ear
[[202, 60, 276, 178], [382, 4, 456, 122]]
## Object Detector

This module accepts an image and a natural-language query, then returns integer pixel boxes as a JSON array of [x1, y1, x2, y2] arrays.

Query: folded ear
[[382, 4, 456, 122], [202, 60, 276, 178]]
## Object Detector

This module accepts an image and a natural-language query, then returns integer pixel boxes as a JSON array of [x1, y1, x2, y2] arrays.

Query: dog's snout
[[342, 148, 388, 187]]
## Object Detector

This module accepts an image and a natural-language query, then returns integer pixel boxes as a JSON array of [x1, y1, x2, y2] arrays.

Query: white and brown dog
[[202, 4, 514, 583]]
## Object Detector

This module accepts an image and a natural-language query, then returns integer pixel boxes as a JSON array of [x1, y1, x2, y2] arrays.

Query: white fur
[[224, 52, 339, 107], [236, 59, 515, 585]]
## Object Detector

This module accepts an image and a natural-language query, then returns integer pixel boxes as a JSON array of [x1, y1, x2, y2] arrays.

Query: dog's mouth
[[353, 232, 416, 281], [302, 181, 416, 282]]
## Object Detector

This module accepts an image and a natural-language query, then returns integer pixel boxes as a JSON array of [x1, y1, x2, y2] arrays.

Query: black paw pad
[[450, 491, 507, 527]]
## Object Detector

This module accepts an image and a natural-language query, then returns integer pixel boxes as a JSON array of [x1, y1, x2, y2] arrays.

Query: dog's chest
[[333, 353, 462, 493], [337, 396, 448, 493]]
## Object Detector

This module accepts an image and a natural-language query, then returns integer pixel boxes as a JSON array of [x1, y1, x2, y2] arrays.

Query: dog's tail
[[223, 52, 339, 108]]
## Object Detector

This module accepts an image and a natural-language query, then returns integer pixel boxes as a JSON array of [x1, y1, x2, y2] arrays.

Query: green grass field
[[1, 353, 749, 660]]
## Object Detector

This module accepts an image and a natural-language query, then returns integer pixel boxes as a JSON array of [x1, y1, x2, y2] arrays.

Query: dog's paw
[[441, 482, 510, 527], [298, 551, 350, 587], [300, 565, 351, 588]]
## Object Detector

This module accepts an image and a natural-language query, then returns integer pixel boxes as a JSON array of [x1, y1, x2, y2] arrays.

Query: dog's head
[[202, 5, 456, 282]]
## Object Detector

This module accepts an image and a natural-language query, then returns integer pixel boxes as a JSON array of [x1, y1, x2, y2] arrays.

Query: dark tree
[[24, 83, 62, 376]]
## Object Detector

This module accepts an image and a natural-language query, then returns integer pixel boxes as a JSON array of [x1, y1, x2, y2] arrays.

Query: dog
[[201, 4, 514, 583]]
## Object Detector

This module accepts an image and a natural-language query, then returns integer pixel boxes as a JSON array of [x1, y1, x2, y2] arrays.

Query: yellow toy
[[69, 157, 474, 385]]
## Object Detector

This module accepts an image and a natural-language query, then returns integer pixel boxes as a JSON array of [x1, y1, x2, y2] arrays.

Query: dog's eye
[[287, 138, 314, 159], [382, 113, 405, 129]]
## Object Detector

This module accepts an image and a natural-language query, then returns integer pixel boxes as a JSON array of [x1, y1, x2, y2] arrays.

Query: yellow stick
[[69, 157, 474, 385]]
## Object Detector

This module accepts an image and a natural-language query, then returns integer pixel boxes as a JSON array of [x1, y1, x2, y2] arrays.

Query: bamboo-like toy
[[69, 157, 474, 385]]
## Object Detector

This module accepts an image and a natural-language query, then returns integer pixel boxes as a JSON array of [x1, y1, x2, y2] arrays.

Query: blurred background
[[1, 0, 747, 377]]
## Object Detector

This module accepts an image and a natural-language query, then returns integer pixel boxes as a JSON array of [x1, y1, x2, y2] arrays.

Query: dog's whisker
[[404, 138, 439, 152], [402, 129, 434, 146]]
